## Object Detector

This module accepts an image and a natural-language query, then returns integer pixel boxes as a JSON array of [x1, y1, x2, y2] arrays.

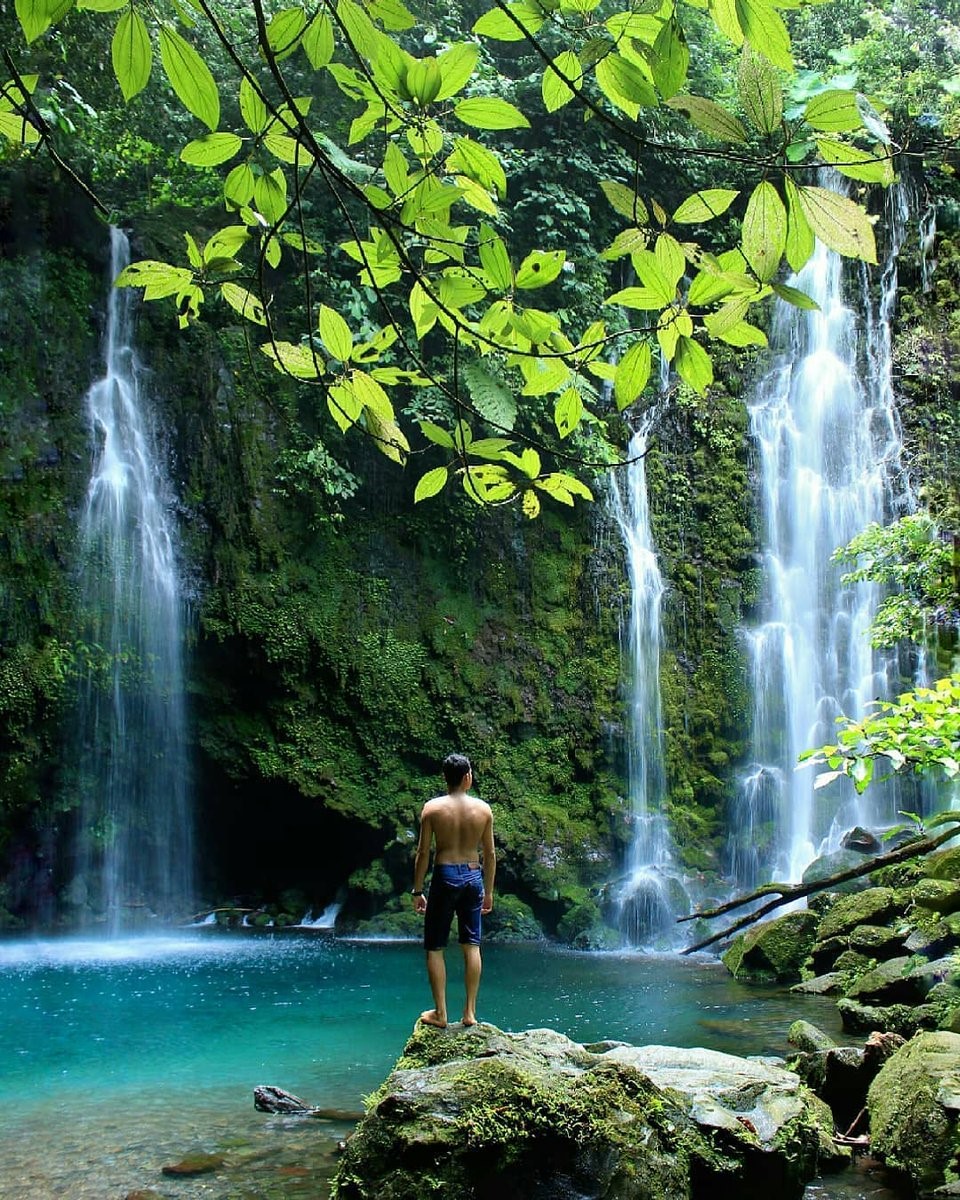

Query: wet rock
[[847, 924, 909, 959], [333, 1022, 841, 1200], [787, 1021, 837, 1053], [845, 957, 925, 1006], [161, 1152, 225, 1176], [791, 973, 845, 996], [802, 850, 872, 894], [841, 827, 882, 855], [905, 915, 960, 958], [722, 910, 819, 983], [838, 999, 943, 1037], [924, 848, 960, 883], [790, 1045, 866, 1131], [816, 889, 897, 941], [913, 879, 960, 916], [124, 1192, 164, 1200], [867, 1031, 960, 1195]]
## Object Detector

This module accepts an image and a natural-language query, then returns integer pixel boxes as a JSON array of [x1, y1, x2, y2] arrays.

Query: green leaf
[[180, 132, 242, 167], [738, 42, 781, 134], [554, 387, 583, 438], [596, 53, 658, 119], [655, 233, 686, 290], [707, 0, 743, 45], [414, 465, 449, 502], [742, 180, 786, 282], [0, 110, 41, 144], [601, 228, 649, 260], [666, 94, 747, 142], [515, 250, 565, 290], [478, 225, 513, 291], [112, 8, 152, 101], [220, 283, 266, 325], [632, 249, 676, 305], [772, 282, 820, 311], [204, 225, 250, 262], [463, 362, 517, 430], [239, 76, 268, 133], [328, 379, 363, 432], [783, 176, 815, 272], [651, 18, 689, 100], [115, 259, 195, 300], [261, 340, 324, 379], [716, 319, 767, 347], [447, 138, 507, 198], [804, 89, 861, 133], [302, 12, 334, 68], [318, 304, 354, 361], [78, 0, 128, 9], [673, 188, 739, 224], [614, 340, 652, 410], [735, 0, 792, 70], [254, 168, 288, 224], [600, 180, 648, 224], [15, 0, 60, 42], [816, 138, 895, 185], [409, 282, 439, 339], [606, 287, 664, 311], [159, 26, 220, 131], [224, 163, 255, 207], [367, 0, 415, 31], [454, 97, 530, 131], [264, 133, 313, 166], [796, 184, 877, 264], [267, 7, 307, 60], [674, 335, 713, 394], [472, 1, 545, 41], [520, 356, 570, 396], [543, 50, 582, 113], [420, 421, 454, 448], [436, 43, 479, 101]]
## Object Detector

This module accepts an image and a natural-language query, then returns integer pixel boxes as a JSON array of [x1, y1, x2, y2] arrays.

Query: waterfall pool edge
[[0, 933, 880, 1199]]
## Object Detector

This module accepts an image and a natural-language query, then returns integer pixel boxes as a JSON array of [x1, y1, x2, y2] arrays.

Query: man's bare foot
[[461, 1013, 478, 1027], [419, 1009, 447, 1028]]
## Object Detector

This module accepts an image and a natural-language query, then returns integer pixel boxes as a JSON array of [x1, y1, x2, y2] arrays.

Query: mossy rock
[[912, 878, 960, 916], [924, 848, 960, 883], [867, 1031, 960, 1195], [837, 999, 943, 1038], [844, 957, 925, 1006], [484, 893, 545, 943], [335, 1024, 840, 1200], [846, 925, 908, 959], [815, 889, 897, 941], [722, 910, 819, 983]]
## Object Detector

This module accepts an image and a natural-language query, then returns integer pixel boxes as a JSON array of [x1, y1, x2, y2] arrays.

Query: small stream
[[0, 935, 900, 1199]]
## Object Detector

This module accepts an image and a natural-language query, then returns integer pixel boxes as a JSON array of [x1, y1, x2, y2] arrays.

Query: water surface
[[0, 934, 882, 1199]]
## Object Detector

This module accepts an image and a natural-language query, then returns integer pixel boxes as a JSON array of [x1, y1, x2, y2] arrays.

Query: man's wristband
[[411, 889, 424, 897]]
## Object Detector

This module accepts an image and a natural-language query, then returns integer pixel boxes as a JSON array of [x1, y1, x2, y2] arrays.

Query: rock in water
[[161, 1153, 225, 1177], [332, 1022, 839, 1200]]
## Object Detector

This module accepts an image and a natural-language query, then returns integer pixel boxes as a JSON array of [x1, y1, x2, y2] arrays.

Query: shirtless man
[[411, 753, 495, 1028]]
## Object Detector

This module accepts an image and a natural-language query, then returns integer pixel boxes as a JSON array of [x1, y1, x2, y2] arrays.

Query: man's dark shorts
[[424, 863, 483, 950]]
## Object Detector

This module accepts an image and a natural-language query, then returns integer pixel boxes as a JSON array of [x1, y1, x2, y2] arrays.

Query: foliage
[[0, 0, 908, 519], [832, 513, 959, 651], [799, 674, 960, 794]]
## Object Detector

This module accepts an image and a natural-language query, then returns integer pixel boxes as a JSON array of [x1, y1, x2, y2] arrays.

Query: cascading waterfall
[[610, 423, 683, 944], [69, 227, 193, 928], [730, 184, 913, 890]]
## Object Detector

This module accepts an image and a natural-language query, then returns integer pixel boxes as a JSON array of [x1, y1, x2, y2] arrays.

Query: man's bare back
[[422, 791, 494, 865]]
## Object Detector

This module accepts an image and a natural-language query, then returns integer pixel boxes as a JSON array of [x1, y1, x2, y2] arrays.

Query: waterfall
[[730, 186, 912, 889], [610, 423, 684, 944], [69, 228, 193, 928]]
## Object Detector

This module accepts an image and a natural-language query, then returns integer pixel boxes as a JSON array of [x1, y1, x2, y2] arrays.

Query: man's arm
[[413, 806, 432, 912], [481, 810, 496, 914]]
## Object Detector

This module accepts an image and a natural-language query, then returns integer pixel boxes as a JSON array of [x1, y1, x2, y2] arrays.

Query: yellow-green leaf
[[224, 163, 255, 207], [631, 249, 676, 305], [600, 180, 649, 224], [318, 304, 354, 361], [596, 53, 658, 119], [239, 76, 268, 133], [112, 8, 152, 101], [267, 7, 307, 60], [673, 188, 739, 224], [614, 340, 652, 410], [159, 26, 220, 131], [478, 225, 513, 291], [254, 168, 288, 224], [804, 89, 862, 133], [554, 387, 583, 438], [515, 250, 565, 289], [436, 43, 479, 101], [543, 50, 582, 113], [816, 138, 895, 185], [735, 0, 792, 70], [414, 465, 449, 501], [742, 180, 786, 282], [674, 335, 713, 395], [783, 176, 815, 272], [651, 18, 689, 100], [472, 1, 545, 41], [328, 379, 363, 431], [738, 42, 781, 134], [454, 97, 530, 130], [220, 283, 267, 325], [0, 110, 41, 144], [666, 94, 747, 142], [303, 12, 334, 68], [796, 184, 877, 264], [180, 132, 242, 167]]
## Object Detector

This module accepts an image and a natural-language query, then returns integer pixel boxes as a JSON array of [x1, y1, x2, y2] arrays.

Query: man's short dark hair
[[443, 753, 471, 789]]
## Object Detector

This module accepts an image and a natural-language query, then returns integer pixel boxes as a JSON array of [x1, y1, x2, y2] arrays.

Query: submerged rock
[[160, 1152, 225, 1177], [867, 1030, 960, 1195], [332, 1022, 841, 1200]]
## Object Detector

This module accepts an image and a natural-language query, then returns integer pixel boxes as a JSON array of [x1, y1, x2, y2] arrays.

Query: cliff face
[[1, 171, 954, 938]]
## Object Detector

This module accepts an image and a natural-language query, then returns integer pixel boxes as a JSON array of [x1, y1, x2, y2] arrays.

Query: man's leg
[[421, 949, 447, 1027], [461, 943, 481, 1026]]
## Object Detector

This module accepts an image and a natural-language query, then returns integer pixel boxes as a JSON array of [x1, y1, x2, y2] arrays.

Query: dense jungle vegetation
[[0, 0, 958, 938]]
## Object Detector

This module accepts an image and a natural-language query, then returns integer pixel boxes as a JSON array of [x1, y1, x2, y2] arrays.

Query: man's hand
[[482, 891, 493, 915], [413, 893, 427, 914]]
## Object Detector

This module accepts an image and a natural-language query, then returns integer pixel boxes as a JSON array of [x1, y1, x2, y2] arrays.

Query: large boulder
[[815, 888, 897, 941], [333, 1023, 840, 1200], [867, 1031, 960, 1195], [722, 910, 819, 983]]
